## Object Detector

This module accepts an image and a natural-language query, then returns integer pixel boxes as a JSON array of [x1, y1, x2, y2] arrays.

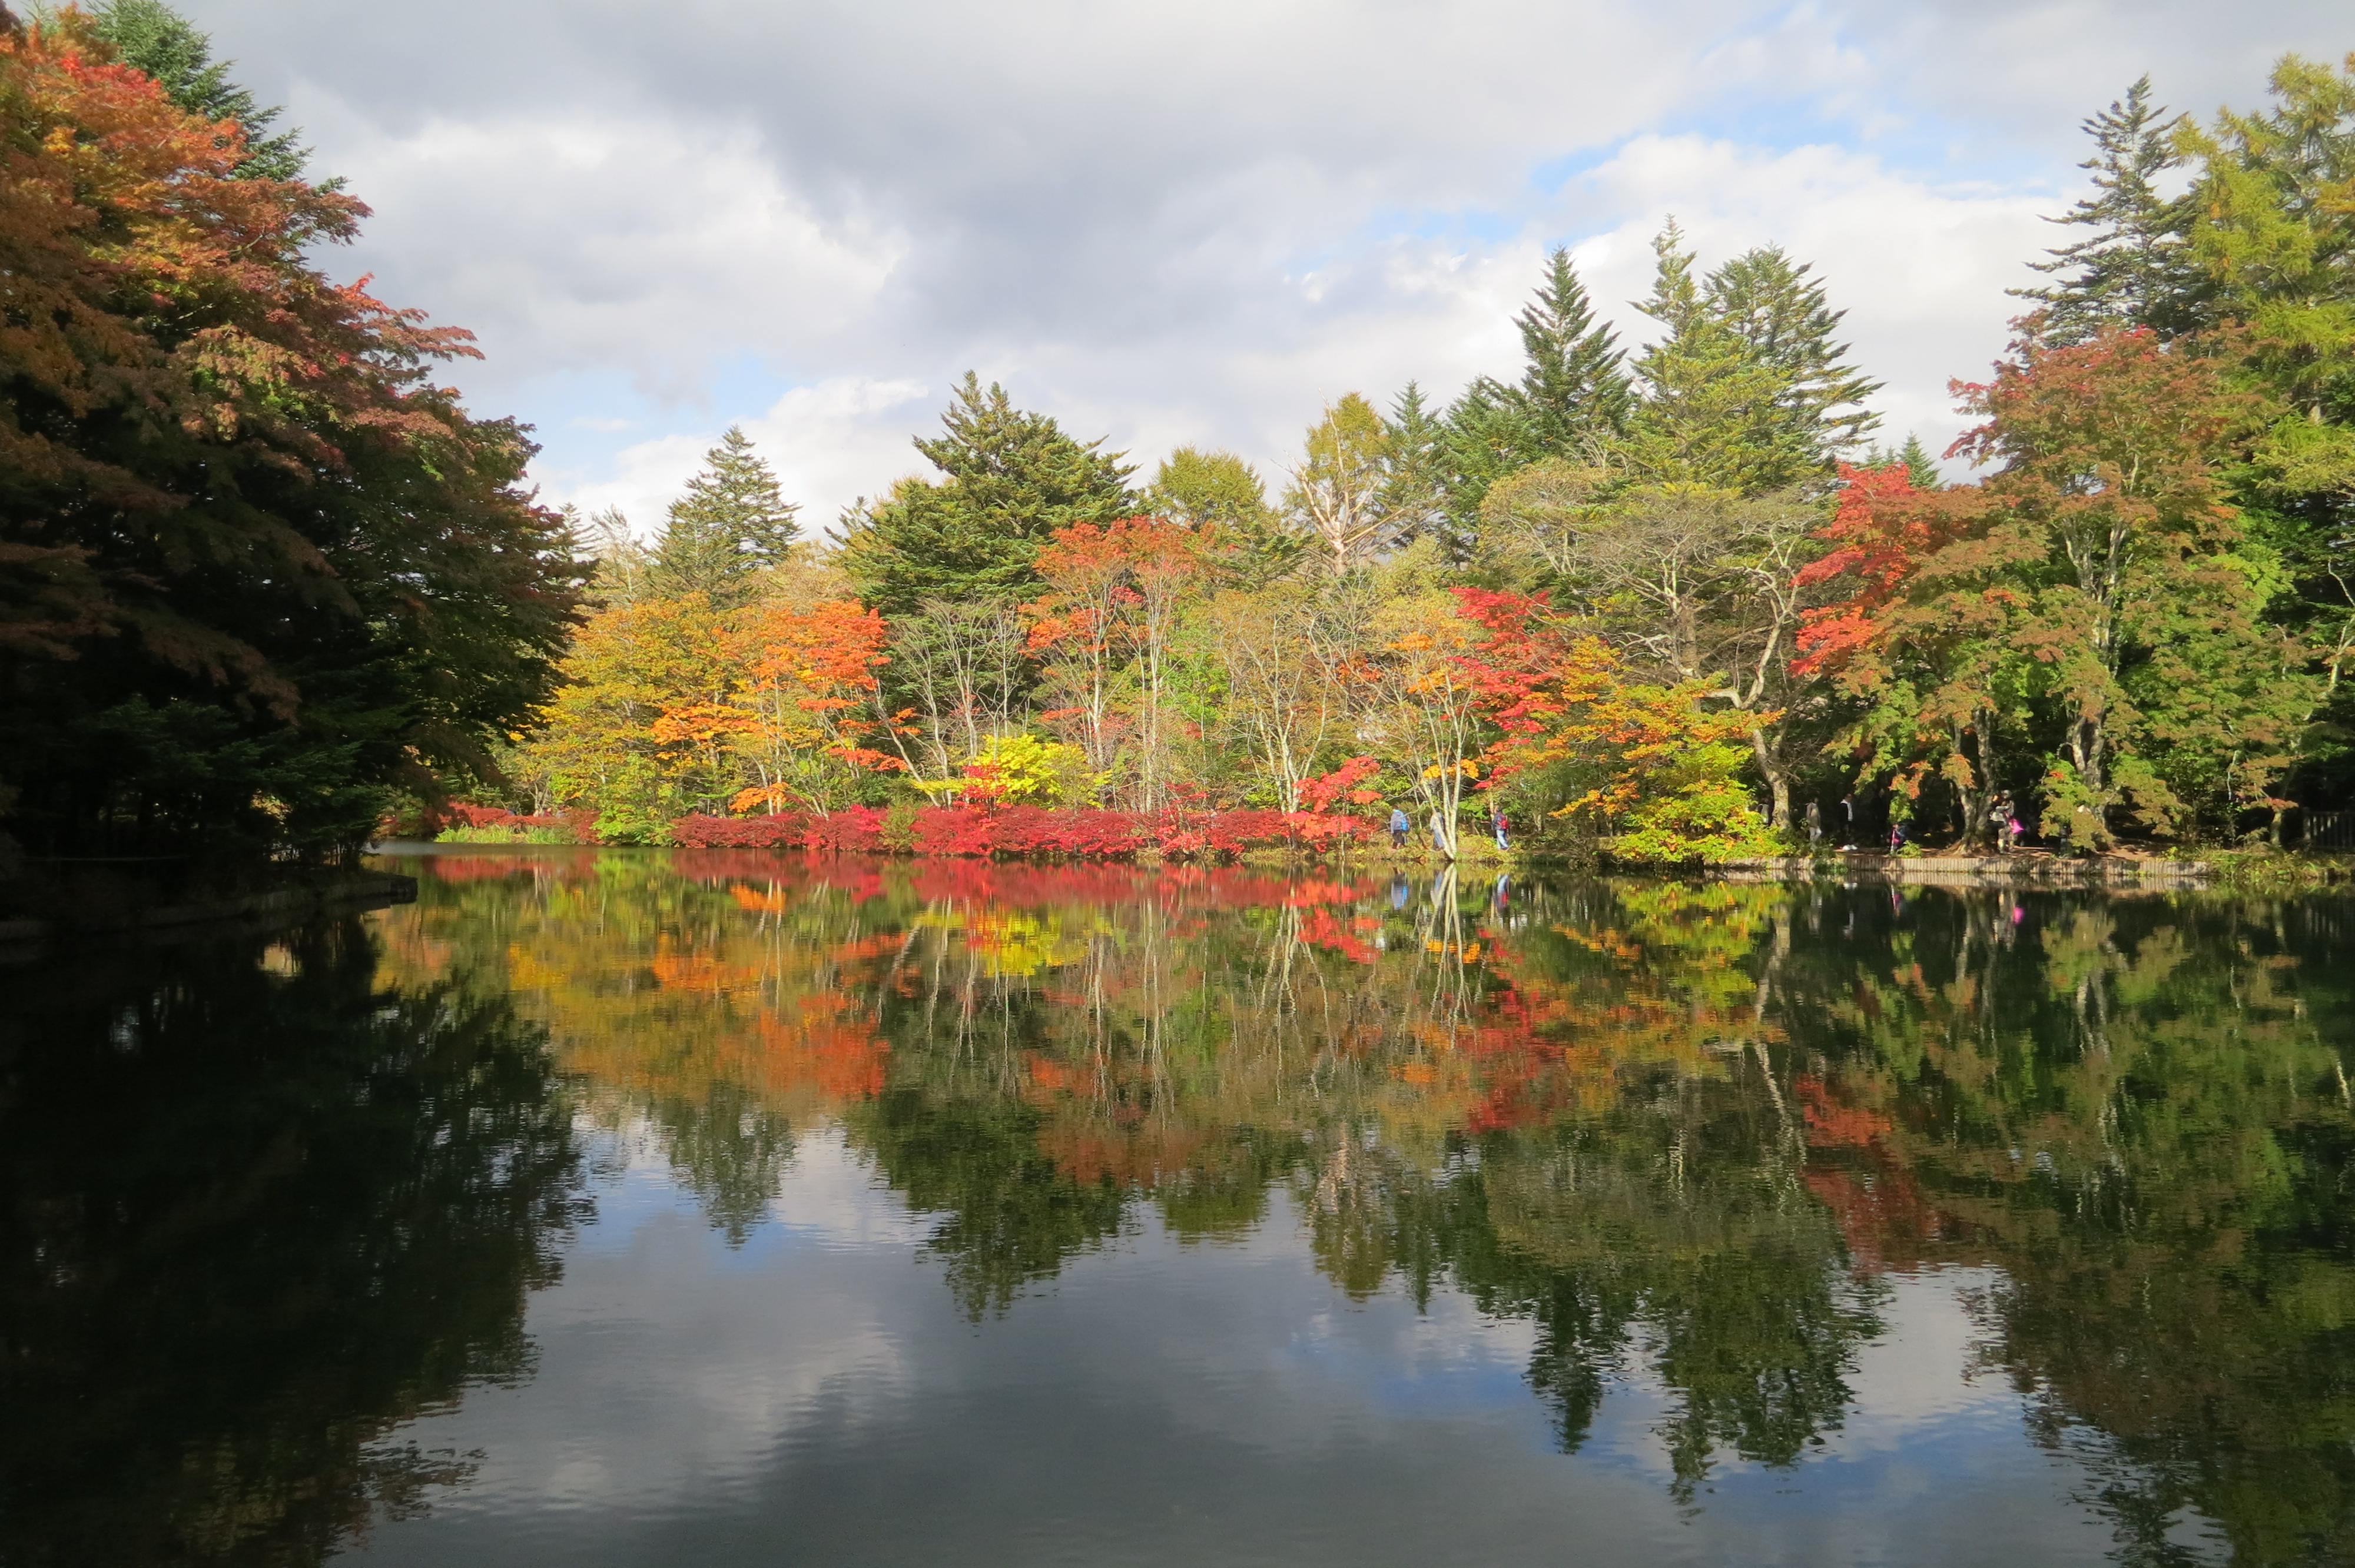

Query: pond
[[4, 848, 2351, 1566]]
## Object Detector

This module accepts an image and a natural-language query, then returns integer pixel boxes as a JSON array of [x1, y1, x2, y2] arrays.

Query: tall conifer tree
[[2014, 78, 2201, 343], [1502, 247, 1632, 450], [844, 374, 1134, 615], [1621, 223, 1879, 493], [1439, 247, 1630, 543], [1381, 382, 1452, 554], [88, 0, 311, 180], [648, 427, 800, 604]]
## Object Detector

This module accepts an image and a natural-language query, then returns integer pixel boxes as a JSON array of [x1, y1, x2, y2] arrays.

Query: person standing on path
[[1389, 806, 1409, 849], [1491, 806, 1509, 852], [1429, 808, 1451, 857], [1805, 800, 1823, 849]]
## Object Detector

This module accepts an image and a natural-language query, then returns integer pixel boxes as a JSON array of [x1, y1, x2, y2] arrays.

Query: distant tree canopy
[[0, 6, 584, 869]]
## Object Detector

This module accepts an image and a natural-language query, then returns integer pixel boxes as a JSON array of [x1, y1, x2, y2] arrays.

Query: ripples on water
[[3, 848, 2351, 1566]]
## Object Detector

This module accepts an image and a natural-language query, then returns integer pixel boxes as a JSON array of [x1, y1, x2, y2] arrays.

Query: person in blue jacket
[[1388, 806, 1409, 849]]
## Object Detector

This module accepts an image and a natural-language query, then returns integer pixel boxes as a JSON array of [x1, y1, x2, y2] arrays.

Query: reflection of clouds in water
[[767, 1126, 933, 1252], [1279, 1205, 1548, 1424], [346, 1133, 2122, 1567], [387, 1124, 923, 1520], [1837, 1267, 2016, 1446]]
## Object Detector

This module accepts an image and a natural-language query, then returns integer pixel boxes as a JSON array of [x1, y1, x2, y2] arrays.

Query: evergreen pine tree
[[1435, 250, 1630, 550], [1437, 377, 1535, 526], [88, 0, 311, 181], [648, 427, 800, 604], [1621, 222, 1879, 493], [844, 374, 1135, 614], [1381, 382, 1453, 554], [1898, 434, 1941, 491], [1709, 245, 1882, 459], [1501, 247, 1632, 450], [2014, 78, 2201, 342]]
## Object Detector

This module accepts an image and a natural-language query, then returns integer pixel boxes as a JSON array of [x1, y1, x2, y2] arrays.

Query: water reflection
[[6, 856, 2353, 1564], [0, 920, 587, 1567], [368, 853, 2355, 1562]]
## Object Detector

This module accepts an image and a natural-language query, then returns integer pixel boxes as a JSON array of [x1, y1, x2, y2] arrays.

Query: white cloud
[[545, 377, 932, 534], [183, 0, 2353, 519]]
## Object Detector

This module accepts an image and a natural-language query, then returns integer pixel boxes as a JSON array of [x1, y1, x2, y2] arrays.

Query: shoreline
[[1698, 852, 2215, 888], [388, 837, 2355, 893]]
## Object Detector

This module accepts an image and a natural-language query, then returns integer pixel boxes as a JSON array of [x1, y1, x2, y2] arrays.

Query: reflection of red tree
[[1036, 1123, 1212, 1188], [423, 855, 598, 885], [828, 932, 903, 966], [1802, 1162, 1952, 1273], [757, 1011, 891, 1099], [1796, 1074, 1893, 1147], [1792, 1075, 1958, 1271], [1298, 906, 1376, 964], [651, 942, 764, 996]]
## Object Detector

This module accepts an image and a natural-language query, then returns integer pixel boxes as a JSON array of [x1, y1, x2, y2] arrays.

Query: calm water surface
[[5, 849, 2353, 1566]]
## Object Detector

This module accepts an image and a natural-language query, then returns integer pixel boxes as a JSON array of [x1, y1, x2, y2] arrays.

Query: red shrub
[[669, 806, 1376, 862], [671, 813, 808, 848], [432, 802, 596, 841], [670, 810, 885, 851]]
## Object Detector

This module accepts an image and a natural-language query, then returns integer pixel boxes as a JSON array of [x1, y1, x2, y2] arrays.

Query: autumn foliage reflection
[[380, 851, 2355, 1552]]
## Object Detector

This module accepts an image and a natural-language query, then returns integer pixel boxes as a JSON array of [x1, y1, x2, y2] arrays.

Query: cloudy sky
[[191, 0, 2346, 533]]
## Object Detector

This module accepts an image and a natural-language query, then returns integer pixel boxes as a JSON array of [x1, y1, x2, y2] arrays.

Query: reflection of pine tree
[[652, 1079, 800, 1246], [851, 1088, 1128, 1320]]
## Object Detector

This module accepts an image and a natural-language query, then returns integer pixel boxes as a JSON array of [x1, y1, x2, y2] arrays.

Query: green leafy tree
[[844, 373, 1135, 615], [1285, 393, 1396, 575], [2169, 54, 2355, 815], [1147, 444, 1301, 579], [646, 426, 800, 605]]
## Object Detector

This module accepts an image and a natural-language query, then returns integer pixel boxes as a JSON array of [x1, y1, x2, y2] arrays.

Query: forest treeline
[[500, 57, 2355, 859], [4, 2, 2354, 871]]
